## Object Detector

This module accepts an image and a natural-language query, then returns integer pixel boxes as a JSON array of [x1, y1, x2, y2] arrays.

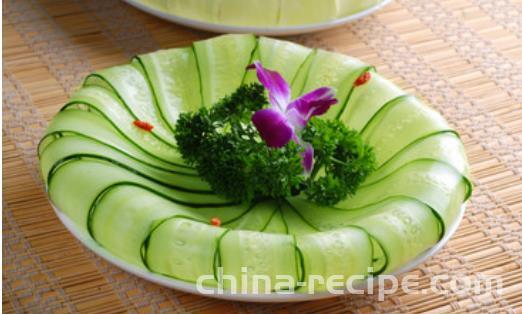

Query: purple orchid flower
[[247, 61, 338, 174]]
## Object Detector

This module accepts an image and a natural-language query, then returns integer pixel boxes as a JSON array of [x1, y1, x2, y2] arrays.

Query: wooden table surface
[[3, 0, 522, 312]]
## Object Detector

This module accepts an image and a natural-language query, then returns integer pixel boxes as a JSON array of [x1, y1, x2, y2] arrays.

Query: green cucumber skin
[[297, 226, 373, 290], [144, 217, 226, 283], [48, 159, 234, 229], [218, 230, 300, 292], [193, 34, 257, 107], [133, 47, 202, 131], [83, 68, 177, 148], [39, 130, 197, 176], [40, 135, 209, 190], [62, 88, 187, 167], [294, 49, 369, 120], [41, 109, 195, 173], [141, 0, 381, 27], [40, 35, 472, 292]]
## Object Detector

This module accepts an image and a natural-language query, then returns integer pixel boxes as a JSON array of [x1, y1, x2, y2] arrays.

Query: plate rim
[[51, 199, 465, 303], [122, 0, 393, 36]]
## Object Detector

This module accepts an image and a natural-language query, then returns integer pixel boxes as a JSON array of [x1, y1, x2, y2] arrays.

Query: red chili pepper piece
[[354, 71, 371, 87], [210, 217, 221, 227], [133, 120, 154, 131]]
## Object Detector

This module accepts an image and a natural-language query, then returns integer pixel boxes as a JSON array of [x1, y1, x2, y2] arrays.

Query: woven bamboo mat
[[3, 0, 522, 312]]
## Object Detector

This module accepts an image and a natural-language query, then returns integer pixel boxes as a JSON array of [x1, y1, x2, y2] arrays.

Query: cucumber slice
[[91, 186, 192, 266], [244, 37, 313, 86], [138, 0, 382, 27], [224, 201, 278, 231], [219, 230, 299, 292], [337, 0, 381, 15], [138, 0, 164, 11], [279, 0, 338, 25], [218, 0, 279, 27], [165, 0, 219, 23], [280, 201, 318, 235], [262, 208, 289, 234], [66, 86, 184, 165], [42, 109, 191, 173], [84, 64, 176, 143], [194, 34, 257, 107], [339, 72, 405, 131], [144, 217, 225, 283], [294, 49, 369, 119], [48, 159, 232, 227], [91, 185, 248, 267], [134, 48, 201, 130], [338, 159, 470, 228], [362, 96, 452, 165], [289, 196, 440, 273], [297, 227, 373, 291], [290, 51, 316, 98], [40, 135, 208, 191], [366, 131, 469, 185]]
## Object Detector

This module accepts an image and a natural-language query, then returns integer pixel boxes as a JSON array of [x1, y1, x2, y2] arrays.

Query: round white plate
[[122, 0, 393, 36], [51, 199, 464, 302]]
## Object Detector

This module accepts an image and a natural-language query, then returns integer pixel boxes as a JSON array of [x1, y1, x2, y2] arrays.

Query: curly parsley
[[302, 118, 376, 205], [174, 83, 376, 206]]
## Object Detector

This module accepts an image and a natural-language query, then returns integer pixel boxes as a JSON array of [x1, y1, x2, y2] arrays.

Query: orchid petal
[[287, 87, 338, 121], [301, 142, 314, 174], [286, 107, 307, 132], [247, 61, 290, 111], [252, 108, 294, 148]]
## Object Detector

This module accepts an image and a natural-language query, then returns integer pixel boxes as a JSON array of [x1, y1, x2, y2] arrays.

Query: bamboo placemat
[[3, 0, 522, 312]]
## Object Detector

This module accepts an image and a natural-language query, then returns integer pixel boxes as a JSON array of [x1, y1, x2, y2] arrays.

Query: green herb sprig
[[174, 83, 376, 206], [302, 118, 376, 205]]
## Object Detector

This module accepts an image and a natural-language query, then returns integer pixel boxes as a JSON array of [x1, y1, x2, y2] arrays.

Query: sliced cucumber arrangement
[[40, 35, 471, 294], [137, 0, 383, 27]]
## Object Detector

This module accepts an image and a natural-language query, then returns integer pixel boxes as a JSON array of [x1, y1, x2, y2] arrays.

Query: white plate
[[51, 199, 465, 302], [123, 0, 393, 36]]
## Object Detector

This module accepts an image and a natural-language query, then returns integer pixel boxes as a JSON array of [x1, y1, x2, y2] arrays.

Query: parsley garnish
[[174, 83, 376, 206]]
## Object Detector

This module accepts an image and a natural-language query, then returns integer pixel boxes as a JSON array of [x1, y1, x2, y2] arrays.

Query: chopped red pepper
[[210, 217, 221, 227], [133, 120, 154, 131], [354, 71, 371, 87]]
